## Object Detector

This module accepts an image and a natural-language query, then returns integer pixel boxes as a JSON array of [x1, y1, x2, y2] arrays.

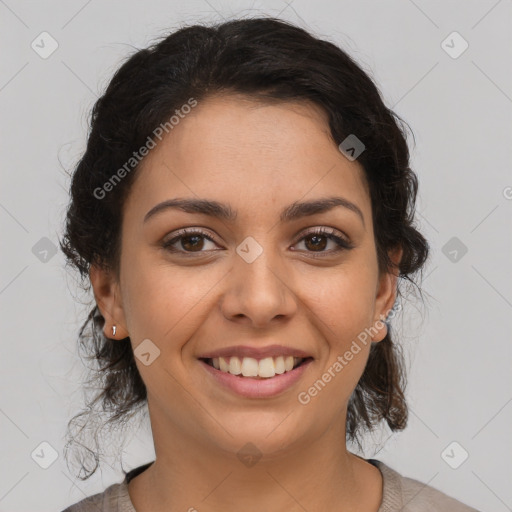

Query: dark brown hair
[[59, 16, 429, 480]]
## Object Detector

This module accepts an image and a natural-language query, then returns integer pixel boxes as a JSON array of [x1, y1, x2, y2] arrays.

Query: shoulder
[[370, 459, 481, 512], [61, 461, 152, 512], [60, 481, 133, 512]]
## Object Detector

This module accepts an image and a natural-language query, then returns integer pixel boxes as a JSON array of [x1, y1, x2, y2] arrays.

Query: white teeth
[[229, 356, 242, 375], [258, 357, 275, 378], [209, 355, 305, 378], [219, 356, 229, 372], [274, 356, 285, 374], [241, 357, 259, 377]]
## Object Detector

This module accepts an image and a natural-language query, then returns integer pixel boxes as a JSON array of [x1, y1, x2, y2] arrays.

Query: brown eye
[[293, 228, 353, 256], [180, 234, 205, 252], [162, 229, 219, 254], [303, 233, 329, 251]]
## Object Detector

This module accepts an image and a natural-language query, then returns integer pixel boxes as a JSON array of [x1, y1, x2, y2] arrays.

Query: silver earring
[[112, 325, 117, 337]]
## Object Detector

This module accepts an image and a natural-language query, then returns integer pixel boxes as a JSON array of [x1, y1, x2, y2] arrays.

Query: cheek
[[299, 285, 375, 418], [120, 250, 223, 348], [299, 263, 377, 401], [305, 264, 377, 343]]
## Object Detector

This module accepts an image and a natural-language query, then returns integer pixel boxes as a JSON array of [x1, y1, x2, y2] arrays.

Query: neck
[[128, 408, 383, 512]]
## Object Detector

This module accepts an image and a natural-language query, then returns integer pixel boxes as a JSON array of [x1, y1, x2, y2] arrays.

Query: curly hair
[[59, 16, 430, 480]]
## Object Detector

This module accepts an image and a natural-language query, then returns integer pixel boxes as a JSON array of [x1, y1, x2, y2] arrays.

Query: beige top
[[61, 459, 480, 511]]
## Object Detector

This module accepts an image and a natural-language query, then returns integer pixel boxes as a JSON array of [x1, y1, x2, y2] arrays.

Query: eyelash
[[161, 227, 354, 258]]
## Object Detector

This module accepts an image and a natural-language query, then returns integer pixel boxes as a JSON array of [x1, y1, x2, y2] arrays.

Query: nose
[[220, 247, 298, 328]]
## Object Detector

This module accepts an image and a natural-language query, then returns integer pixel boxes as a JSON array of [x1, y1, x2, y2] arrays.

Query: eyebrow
[[143, 196, 365, 227]]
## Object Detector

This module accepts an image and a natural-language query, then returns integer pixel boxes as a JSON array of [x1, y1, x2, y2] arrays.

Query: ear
[[371, 245, 403, 342], [89, 263, 129, 340]]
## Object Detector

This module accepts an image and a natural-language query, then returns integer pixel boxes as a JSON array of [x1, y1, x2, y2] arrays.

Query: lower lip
[[199, 358, 313, 398]]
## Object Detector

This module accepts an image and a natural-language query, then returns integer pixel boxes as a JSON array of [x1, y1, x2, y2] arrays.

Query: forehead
[[124, 94, 371, 223]]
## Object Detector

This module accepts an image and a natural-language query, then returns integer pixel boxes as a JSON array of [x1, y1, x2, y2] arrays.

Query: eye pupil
[[182, 235, 204, 251], [305, 234, 327, 251]]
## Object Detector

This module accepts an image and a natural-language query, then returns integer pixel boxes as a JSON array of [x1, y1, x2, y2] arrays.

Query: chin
[[206, 414, 308, 461]]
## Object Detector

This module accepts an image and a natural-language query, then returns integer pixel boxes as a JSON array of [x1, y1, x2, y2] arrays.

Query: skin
[[90, 94, 402, 512]]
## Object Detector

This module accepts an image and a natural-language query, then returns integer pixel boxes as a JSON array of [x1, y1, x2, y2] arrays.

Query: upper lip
[[198, 344, 313, 360]]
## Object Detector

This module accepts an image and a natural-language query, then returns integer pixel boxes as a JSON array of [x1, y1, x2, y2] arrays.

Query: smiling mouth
[[200, 356, 313, 379]]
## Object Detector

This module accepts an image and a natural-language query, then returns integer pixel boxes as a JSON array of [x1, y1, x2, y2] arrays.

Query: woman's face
[[91, 94, 399, 459]]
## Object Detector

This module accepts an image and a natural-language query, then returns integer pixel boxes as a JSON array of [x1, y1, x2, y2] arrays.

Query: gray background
[[1, 1, 511, 511]]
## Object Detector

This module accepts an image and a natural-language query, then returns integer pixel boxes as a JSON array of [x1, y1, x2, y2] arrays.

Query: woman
[[59, 16, 479, 512]]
